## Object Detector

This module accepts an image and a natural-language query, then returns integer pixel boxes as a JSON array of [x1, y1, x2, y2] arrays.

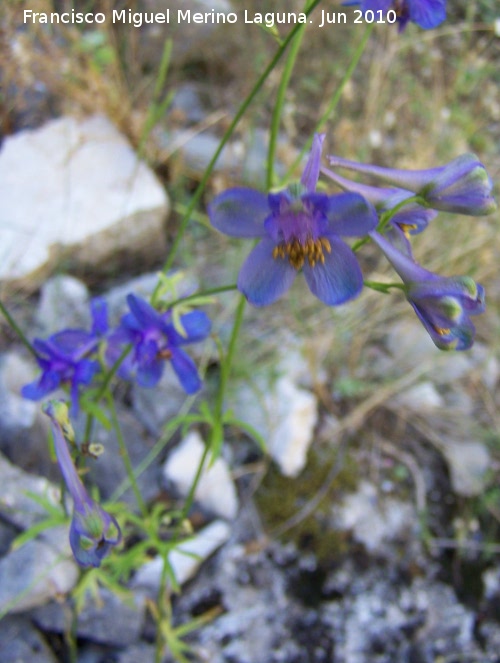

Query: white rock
[[394, 382, 444, 411], [438, 438, 490, 497], [0, 115, 169, 289], [163, 430, 238, 520], [132, 520, 231, 589], [36, 274, 90, 335], [335, 481, 417, 554], [266, 377, 318, 477]]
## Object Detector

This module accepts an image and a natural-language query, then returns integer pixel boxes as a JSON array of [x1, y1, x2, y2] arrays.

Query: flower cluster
[[209, 134, 496, 351], [22, 293, 211, 414]]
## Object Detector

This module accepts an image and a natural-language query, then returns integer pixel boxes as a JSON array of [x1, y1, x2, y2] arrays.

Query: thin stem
[[83, 343, 133, 447], [107, 392, 148, 517], [152, 0, 322, 300], [167, 283, 238, 309], [0, 299, 37, 359], [280, 23, 375, 185], [212, 295, 246, 440], [266, 19, 308, 189]]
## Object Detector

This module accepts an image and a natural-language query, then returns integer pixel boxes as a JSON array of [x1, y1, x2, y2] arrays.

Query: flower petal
[[323, 192, 378, 237], [168, 310, 212, 346], [300, 133, 325, 192], [91, 297, 108, 336], [237, 239, 296, 306], [170, 347, 202, 394], [410, 0, 446, 29], [126, 294, 166, 332], [303, 237, 364, 305], [22, 370, 61, 400], [208, 188, 269, 238]]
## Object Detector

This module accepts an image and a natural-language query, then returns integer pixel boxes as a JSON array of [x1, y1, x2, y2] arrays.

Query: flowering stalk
[[371, 231, 485, 350], [43, 400, 121, 568], [328, 153, 497, 216]]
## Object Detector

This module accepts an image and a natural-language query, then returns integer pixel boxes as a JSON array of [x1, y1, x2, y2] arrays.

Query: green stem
[[280, 23, 375, 184], [351, 194, 427, 252], [152, 0, 322, 300], [0, 299, 37, 359], [266, 19, 308, 189], [364, 280, 405, 293], [167, 283, 238, 309], [107, 391, 148, 517], [178, 294, 246, 523]]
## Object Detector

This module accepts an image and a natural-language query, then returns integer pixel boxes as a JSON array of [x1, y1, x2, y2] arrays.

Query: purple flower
[[208, 134, 378, 307], [21, 298, 108, 415], [107, 294, 211, 393], [354, 0, 446, 31], [371, 231, 485, 350], [44, 400, 121, 568], [328, 153, 497, 216], [321, 165, 438, 255]]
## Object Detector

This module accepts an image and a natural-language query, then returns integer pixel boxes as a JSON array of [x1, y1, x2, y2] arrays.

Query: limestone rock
[[163, 430, 238, 520], [132, 520, 231, 590], [0, 539, 78, 614], [0, 115, 169, 290]]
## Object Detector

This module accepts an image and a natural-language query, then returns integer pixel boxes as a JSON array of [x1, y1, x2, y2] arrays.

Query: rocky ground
[[1, 1, 500, 662]]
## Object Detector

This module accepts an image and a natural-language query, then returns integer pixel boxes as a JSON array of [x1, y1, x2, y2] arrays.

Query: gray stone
[[0, 351, 55, 476], [0, 538, 78, 613], [438, 437, 491, 497], [117, 643, 174, 663], [163, 430, 238, 520], [86, 408, 160, 506], [0, 450, 62, 531], [35, 274, 91, 336], [334, 481, 420, 556], [0, 615, 58, 663], [394, 381, 444, 411], [31, 587, 145, 647], [0, 115, 169, 291], [138, 0, 234, 68], [155, 127, 288, 188], [231, 371, 318, 478]]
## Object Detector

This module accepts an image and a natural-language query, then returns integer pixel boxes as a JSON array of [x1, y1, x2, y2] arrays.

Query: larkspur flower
[[22, 297, 108, 415], [106, 294, 211, 393], [208, 134, 378, 307], [44, 400, 121, 568], [321, 165, 438, 255], [371, 231, 485, 350], [328, 153, 497, 216], [351, 0, 446, 31]]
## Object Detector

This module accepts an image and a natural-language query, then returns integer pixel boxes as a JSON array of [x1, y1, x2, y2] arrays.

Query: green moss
[[255, 443, 359, 564]]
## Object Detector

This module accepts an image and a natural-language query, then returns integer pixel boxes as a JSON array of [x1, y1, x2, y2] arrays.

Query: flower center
[[272, 236, 331, 270], [398, 222, 417, 238], [393, 0, 409, 20], [433, 325, 451, 336]]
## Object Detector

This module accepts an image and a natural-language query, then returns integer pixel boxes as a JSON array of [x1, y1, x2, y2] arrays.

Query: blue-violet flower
[[328, 153, 497, 216], [354, 1, 446, 31], [22, 297, 108, 415], [321, 165, 438, 256], [106, 294, 211, 393], [44, 400, 121, 568], [371, 231, 485, 350], [208, 134, 378, 307]]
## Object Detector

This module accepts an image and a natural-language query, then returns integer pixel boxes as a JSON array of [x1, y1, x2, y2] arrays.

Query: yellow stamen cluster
[[272, 237, 332, 270], [399, 223, 417, 239], [434, 326, 451, 336]]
